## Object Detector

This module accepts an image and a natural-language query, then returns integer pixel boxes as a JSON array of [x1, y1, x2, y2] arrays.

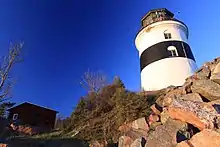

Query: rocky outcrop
[[176, 129, 220, 147], [116, 57, 220, 147], [118, 117, 149, 135], [213, 61, 220, 73], [210, 73, 220, 84], [145, 119, 187, 147], [118, 117, 149, 147], [168, 99, 220, 130], [178, 93, 203, 102], [191, 79, 220, 101]]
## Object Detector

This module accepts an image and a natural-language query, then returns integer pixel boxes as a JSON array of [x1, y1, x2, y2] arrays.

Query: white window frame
[[167, 46, 179, 57], [12, 113, 18, 120]]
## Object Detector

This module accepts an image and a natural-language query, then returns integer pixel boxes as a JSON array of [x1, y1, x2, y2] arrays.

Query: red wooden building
[[7, 102, 58, 130]]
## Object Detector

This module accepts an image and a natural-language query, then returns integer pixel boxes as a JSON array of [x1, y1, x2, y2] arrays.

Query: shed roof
[[7, 102, 58, 113]]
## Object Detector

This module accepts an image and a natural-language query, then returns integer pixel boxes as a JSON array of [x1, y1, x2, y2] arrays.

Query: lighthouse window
[[164, 33, 172, 39], [167, 46, 179, 57]]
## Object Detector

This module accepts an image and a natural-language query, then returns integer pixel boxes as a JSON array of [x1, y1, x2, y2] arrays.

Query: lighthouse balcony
[[142, 16, 177, 28]]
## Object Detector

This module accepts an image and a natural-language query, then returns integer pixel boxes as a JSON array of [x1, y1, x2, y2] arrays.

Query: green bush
[[64, 77, 159, 143]]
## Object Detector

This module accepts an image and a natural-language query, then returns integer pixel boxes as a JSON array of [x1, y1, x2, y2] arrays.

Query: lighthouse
[[135, 8, 198, 91]]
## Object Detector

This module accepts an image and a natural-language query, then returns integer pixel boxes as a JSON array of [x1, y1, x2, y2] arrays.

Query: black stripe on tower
[[140, 40, 195, 71]]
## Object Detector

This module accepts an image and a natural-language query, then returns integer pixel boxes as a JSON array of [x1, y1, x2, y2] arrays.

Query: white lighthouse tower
[[135, 8, 198, 91]]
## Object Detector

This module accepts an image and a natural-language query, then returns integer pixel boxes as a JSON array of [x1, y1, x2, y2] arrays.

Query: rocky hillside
[[116, 57, 220, 147]]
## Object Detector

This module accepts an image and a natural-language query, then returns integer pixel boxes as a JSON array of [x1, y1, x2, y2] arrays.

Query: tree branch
[[80, 69, 107, 93], [0, 42, 23, 101]]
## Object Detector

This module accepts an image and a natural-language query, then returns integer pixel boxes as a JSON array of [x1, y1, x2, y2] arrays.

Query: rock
[[203, 61, 212, 68], [208, 99, 220, 106], [189, 129, 220, 147], [119, 136, 145, 147], [148, 114, 160, 126], [168, 107, 206, 130], [0, 144, 7, 147], [10, 124, 17, 130], [202, 57, 220, 73], [168, 99, 220, 130], [150, 104, 161, 115], [89, 140, 107, 147], [145, 118, 187, 147], [156, 88, 185, 108], [194, 66, 211, 80], [156, 96, 173, 108], [210, 73, 220, 84], [176, 141, 191, 147], [177, 129, 220, 147], [166, 88, 185, 98], [150, 122, 162, 128], [131, 117, 149, 132], [182, 79, 193, 93], [160, 85, 176, 93], [213, 62, 220, 74], [16, 125, 34, 135], [179, 93, 203, 102], [118, 117, 149, 140], [160, 109, 170, 124], [207, 99, 220, 114], [214, 57, 220, 63], [130, 138, 142, 147], [118, 136, 133, 147], [210, 63, 217, 73], [118, 123, 131, 133], [214, 117, 220, 130], [191, 79, 220, 101]]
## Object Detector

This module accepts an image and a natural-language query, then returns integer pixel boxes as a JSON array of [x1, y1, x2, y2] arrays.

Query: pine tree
[[0, 102, 15, 118], [113, 76, 125, 88]]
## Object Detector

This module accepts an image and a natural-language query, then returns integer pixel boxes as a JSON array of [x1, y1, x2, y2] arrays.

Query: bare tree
[[80, 69, 107, 93], [0, 42, 23, 103]]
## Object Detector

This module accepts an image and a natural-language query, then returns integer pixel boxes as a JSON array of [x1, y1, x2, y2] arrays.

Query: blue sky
[[0, 0, 219, 116]]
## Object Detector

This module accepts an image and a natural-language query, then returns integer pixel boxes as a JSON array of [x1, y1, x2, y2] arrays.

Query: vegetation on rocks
[[63, 76, 160, 143]]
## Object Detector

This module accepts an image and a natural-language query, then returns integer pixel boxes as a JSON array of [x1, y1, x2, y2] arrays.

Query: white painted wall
[[140, 57, 197, 91], [135, 20, 198, 91], [135, 20, 188, 57]]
